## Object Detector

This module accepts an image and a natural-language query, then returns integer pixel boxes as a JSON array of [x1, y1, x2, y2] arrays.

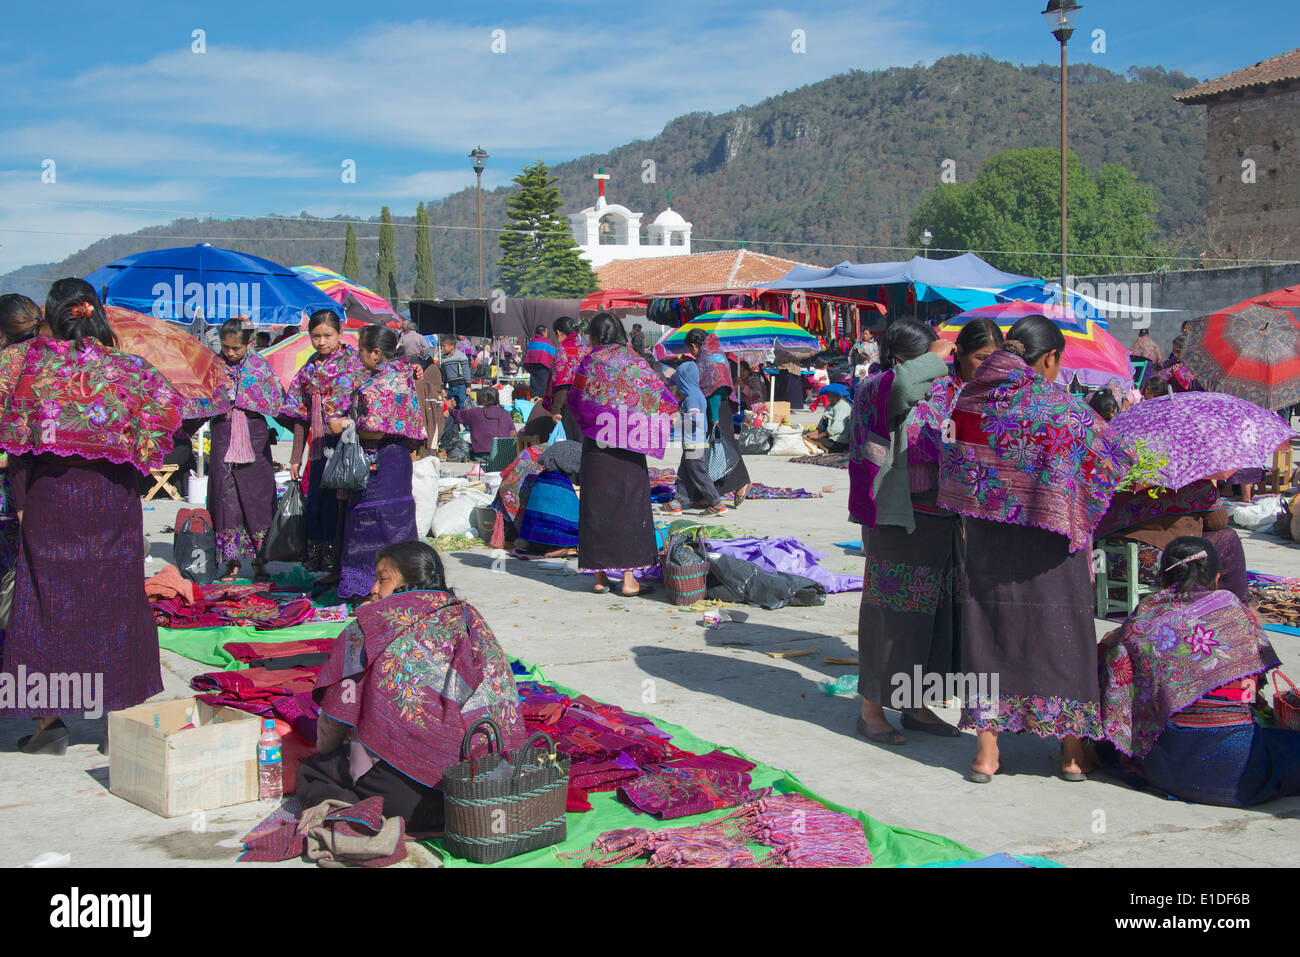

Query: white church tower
[[569, 168, 692, 269]]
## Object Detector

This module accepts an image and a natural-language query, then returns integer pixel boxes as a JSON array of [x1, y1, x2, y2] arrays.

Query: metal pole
[[1060, 38, 1069, 296], [476, 171, 484, 299]]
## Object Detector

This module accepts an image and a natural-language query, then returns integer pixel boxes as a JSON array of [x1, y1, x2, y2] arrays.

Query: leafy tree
[[498, 160, 597, 298], [375, 206, 398, 305], [341, 223, 359, 282], [908, 148, 1158, 278], [414, 201, 436, 298]]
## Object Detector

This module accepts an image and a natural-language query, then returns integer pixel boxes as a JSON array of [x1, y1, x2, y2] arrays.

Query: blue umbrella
[[84, 243, 344, 328]]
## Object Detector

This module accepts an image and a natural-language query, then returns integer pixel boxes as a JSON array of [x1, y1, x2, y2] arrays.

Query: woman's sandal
[[966, 768, 997, 784], [620, 585, 657, 598], [856, 715, 906, 746], [18, 719, 69, 756], [901, 711, 962, 738]]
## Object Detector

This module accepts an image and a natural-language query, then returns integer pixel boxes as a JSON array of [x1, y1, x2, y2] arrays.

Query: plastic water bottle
[[257, 719, 283, 803]]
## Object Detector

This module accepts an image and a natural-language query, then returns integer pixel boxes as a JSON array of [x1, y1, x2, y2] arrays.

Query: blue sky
[[1, 0, 1296, 273]]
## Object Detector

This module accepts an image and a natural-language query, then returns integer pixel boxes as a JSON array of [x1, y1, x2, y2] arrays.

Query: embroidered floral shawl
[[493, 445, 546, 523], [1099, 588, 1278, 757], [848, 369, 894, 527], [1094, 480, 1221, 541], [938, 350, 1134, 552], [0, 337, 181, 474], [314, 590, 526, 788], [568, 345, 679, 459], [353, 361, 426, 440], [180, 350, 285, 420], [544, 333, 590, 406], [904, 375, 960, 495], [283, 345, 366, 423], [697, 334, 735, 401]]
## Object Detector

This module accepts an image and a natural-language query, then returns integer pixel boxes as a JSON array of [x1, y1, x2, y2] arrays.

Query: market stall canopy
[[408, 297, 582, 342], [84, 244, 344, 328]]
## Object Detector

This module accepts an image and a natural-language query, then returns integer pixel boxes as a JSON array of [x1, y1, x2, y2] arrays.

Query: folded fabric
[[144, 563, 197, 603], [240, 796, 406, 867], [224, 637, 337, 665], [190, 666, 319, 703], [618, 767, 772, 820]]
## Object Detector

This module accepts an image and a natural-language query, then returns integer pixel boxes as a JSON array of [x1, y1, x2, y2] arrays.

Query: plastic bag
[[1231, 495, 1283, 531], [705, 553, 826, 610], [412, 455, 441, 538], [767, 424, 807, 457], [174, 509, 218, 584], [433, 488, 494, 537], [706, 423, 740, 482], [321, 423, 370, 491], [259, 483, 307, 564], [0, 566, 15, 630], [737, 425, 773, 455]]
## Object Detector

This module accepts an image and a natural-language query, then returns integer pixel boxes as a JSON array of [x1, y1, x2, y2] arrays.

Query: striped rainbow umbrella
[[292, 265, 400, 325], [939, 301, 1134, 389], [261, 331, 360, 389], [652, 309, 820, 360]]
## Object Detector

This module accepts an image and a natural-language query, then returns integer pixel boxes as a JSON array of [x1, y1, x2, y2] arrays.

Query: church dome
[[651, 207, 688, 227]]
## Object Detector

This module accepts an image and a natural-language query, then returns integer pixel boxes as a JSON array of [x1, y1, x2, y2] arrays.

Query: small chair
[[1095, 539, 1154, 618], [1263, 442, 1296, 494], [144, 464, 182, 501], [485, 436, 518, 473]]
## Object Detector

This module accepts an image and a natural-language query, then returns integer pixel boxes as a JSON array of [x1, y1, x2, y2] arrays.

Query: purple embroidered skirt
[[208, 413, 276, 562]]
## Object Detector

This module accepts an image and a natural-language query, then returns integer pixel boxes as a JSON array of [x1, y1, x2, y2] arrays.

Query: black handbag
[[259, 482, 307, 563], [321, 423, 370, 491], [174, 510, 218, 585], [706, 423, 740, 482]]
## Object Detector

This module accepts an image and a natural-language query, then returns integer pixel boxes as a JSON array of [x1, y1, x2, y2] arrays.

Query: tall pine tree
[[341, 223, 360, 282], [413, 201, 436, 299], [498, 160, 597, 298], [375, 206, 398, 306]]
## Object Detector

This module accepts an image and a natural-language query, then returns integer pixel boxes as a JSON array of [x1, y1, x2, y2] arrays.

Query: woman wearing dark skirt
[[849, 319, 971, 744], [0, 279, 181, 752], [568, 313, 679, 597], [182, 318, 285, 580], [694, 332, 751, 505], [939, 315, 1134, 783], [328, 326, 426, 604], [285, 310, 364, 579]]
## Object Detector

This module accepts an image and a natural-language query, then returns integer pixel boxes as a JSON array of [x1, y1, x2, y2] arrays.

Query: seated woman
[[807, 384, 851, 452], [1095, 537, 1300, 808], [1088, 389, 1119, 422], [300, 541, 527, 832], [451, 387, 516, 459]]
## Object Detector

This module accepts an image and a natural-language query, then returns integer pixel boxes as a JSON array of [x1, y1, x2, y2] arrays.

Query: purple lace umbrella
[[1109, 392, 1296, 489]]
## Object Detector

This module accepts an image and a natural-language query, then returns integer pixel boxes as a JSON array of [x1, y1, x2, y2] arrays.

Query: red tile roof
[[595, 249, 815, 295], [1175, 47, 1300, 104]]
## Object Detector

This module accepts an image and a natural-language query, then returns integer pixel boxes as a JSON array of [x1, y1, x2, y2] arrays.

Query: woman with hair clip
[[0, 279, 181, 754], [181, 317, 285, 581], [284, 309, 364, 578], [327, 324, 426, 604], [543, 314, 588, 440], [1096, 537, 1299, 807], [850, 319, 963, 744], [300, 540, 526, 832], [568, 312, 678, 597], [939, 314, 1134, 782]]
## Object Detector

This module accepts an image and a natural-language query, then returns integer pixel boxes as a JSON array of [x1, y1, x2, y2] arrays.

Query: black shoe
[[18, 719, 69, 755], [901, 711, 962, 738]]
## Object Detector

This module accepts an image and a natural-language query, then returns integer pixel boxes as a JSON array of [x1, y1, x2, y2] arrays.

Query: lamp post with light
[[921, 229, 933, 259], [469, 146, 489, 299], [1043, 0, 1081, 299]]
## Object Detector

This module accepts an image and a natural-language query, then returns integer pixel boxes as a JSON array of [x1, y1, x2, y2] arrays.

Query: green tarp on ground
[[157, 621, 351, 670]]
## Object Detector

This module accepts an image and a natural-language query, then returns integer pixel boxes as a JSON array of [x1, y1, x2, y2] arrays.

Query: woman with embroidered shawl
[[939, 315, 1134, 782], [327, 325, 426, 604], [1096, 537, 1299, 807], [301, 541, 526, 831], [181, 318, 286, 581], [568, 312, 678, 596], [695, 331, 752, 506], [0, 279, 181, 754], [850, 320, 963, 745], [543, 314, 589, 441], [284, 310, 365, 576]]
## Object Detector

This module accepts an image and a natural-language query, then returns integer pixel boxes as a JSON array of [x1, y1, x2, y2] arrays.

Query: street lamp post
[[921, 229, 933, 259], [469, 146, 489, 299], [1043, 0, 1081, 299]]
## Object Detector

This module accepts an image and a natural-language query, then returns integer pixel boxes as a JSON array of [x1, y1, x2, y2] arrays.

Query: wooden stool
[[144, 464, 182, 501], [1264, 442, 1295, 494], [1094, 539, 1155, 618]]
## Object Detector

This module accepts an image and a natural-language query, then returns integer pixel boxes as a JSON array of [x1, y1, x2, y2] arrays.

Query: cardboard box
[[770, 401, 792, 425], [108, 698, 262, 818]]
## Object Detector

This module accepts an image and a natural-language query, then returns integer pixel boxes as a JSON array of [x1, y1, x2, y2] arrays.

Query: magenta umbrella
[[1108, 392, 1295, 489]]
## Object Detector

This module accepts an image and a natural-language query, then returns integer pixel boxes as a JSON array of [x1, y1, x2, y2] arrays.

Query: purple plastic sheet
[[705, 537, 863, 593]]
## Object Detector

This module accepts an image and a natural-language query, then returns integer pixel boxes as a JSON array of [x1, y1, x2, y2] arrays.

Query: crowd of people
[[0, 281, 1295, 828]]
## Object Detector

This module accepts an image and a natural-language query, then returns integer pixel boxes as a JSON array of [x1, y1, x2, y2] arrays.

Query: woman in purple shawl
[[1095, 537, 1298, 807], [181, 318, 286, 581], [327, 325, 426, 604], [568, 313, 678, 597], [300, 541, 526, 832], [939, 315, 1134, 783]]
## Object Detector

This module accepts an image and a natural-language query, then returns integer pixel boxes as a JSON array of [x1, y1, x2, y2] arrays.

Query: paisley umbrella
[[1108, 392, 1296, 489], [261, 330, 359, 389], [105, 306, 225, 399], [1182, 289, 1300, 410], [652, 310, 820, 360]]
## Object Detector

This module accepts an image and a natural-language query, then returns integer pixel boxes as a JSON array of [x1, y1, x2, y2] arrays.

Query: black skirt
[[709, 396, 751, 496], [577, 438, 658, 574]]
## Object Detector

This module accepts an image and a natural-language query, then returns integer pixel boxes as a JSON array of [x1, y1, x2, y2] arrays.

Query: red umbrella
[[1182, 287, 1300, 410], [106, 306, 225, 399]]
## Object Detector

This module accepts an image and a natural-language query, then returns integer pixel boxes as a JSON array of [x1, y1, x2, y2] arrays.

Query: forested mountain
[[3, 55, 1205, 300]]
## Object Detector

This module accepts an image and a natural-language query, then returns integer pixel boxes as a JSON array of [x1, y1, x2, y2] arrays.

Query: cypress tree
[[341, 223, 360, 282], [498, 160, 597, 298], [413, 201, 436, 299], [375, 206, 398, 306]]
